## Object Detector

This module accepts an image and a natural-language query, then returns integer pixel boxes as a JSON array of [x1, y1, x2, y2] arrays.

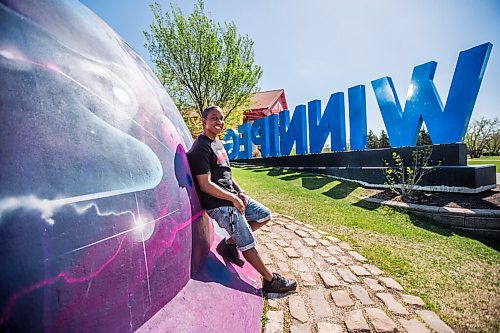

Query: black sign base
[[234, 143, 496, 193]]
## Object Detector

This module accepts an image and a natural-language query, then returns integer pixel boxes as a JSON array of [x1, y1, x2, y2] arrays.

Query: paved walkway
[[257, 213, 455, 333]]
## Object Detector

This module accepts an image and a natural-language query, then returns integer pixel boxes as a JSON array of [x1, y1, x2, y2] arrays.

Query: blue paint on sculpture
[[328, 92, 347, 151], [0, 0, 218, 331], [308, 99, 334, 154], [251, 118, 271, 157], [268, 114, 280, 157], [223, 128, 240, 160], [279, 106, 308, 155], [238, 122, 253, 159], [348, 85, 368, 150], [372, 43, 492, 147]]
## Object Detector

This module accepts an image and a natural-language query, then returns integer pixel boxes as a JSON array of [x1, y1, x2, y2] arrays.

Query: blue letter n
[[308, 92, 347, 153], [279, 106, 308, 155]]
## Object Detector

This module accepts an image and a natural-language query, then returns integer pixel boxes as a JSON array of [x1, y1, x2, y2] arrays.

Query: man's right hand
[[232, 194, 245, 214]]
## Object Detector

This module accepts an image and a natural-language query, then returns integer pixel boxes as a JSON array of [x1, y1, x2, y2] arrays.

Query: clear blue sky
[[81, 0, 499, 134]]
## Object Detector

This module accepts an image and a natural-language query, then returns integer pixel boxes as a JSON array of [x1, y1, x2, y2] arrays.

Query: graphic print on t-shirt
[[215, 148, 230, 167]]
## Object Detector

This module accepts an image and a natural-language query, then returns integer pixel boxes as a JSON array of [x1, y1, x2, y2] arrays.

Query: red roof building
[[243, 89, 288, 122]]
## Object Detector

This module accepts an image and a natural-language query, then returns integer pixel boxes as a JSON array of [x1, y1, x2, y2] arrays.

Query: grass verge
[[468, 156, 500, 172], [233, 166, 499, 333]]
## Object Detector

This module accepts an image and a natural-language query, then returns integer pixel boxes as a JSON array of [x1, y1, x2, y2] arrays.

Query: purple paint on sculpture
[[0, 0, 254, 331], [135, 235, 263, 333]]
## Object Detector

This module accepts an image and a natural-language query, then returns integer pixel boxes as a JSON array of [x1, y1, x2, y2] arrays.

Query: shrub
[[383, 146, 439, 200]]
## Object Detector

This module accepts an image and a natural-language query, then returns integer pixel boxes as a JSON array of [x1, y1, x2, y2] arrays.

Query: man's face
[[203, 108, 225, 135]]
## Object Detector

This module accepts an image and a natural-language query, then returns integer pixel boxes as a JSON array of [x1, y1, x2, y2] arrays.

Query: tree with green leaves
[[485, 130, 500, 156], [367, 130, 379, 149], [417, 128, 433, 146], [144, 0, 262, 134], [379, 130, 391, 148], [465, 117, 499, 158]]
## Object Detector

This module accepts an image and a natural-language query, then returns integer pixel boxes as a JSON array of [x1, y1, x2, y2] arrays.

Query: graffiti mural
[[0, 0, 240, 331]]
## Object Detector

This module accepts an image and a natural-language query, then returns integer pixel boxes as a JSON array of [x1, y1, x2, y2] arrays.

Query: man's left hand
[[238, 192, 249, 207]]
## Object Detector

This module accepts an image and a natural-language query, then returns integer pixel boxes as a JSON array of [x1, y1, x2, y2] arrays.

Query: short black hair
[[202, 105, 221, 119]]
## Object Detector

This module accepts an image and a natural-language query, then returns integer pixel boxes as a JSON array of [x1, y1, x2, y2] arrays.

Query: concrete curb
[[357, 196, 500, 239]]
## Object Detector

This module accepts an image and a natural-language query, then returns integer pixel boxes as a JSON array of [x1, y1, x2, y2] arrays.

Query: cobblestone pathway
[[257, 214, 455, 333]]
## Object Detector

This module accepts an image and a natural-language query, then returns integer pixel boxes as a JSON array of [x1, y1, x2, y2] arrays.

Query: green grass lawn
[[233, 166, 499, 333], [468, 156, 500, 172]]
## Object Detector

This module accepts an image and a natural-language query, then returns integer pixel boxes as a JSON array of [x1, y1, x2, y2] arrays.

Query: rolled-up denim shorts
[[207, 197, 271, 251]]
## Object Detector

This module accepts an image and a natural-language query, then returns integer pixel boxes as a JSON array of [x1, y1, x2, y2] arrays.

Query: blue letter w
[[371, 43, 492, 147]]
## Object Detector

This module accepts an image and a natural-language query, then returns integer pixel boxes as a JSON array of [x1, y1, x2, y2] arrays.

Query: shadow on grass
[[352, 199, 381, 211], [267, 168, 291, 177], [237, 165, 499, 249], [276, 170, 356, 197], [303, 176, 336, 190], [322, 181, 360, 199], [240, 165, 358, 199], [245, 167, 270, 173]]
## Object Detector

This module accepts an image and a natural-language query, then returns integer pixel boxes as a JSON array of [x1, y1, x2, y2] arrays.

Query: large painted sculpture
[[0, 1, 261, 332]]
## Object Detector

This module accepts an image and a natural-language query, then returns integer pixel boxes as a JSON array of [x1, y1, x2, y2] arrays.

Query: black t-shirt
[[187, 134, 237, 209]]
